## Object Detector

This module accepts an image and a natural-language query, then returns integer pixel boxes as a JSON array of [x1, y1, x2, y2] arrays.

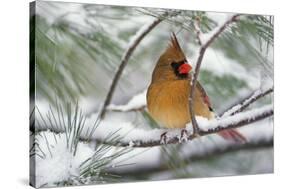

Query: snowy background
[[30, 1, 273, 188]]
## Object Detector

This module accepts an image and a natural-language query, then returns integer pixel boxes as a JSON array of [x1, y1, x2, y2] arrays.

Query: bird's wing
[[196, 81, 213, 112], [196, 82, 247, 143]]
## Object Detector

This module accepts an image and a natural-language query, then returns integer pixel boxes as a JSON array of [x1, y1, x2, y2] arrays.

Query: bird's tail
[[218, 129, 247, 143], [210, 110, 246, 143]]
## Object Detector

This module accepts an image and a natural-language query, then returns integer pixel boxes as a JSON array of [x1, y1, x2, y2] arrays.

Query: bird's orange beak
[[178, 63, 192, 74]]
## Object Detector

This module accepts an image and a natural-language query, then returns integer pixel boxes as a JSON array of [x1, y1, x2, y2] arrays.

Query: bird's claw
[[179, 129, 189, 142], [160, 132, 168, 144]]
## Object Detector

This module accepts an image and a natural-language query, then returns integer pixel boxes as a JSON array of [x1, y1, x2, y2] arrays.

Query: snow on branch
[[100, 13, 168, 119], [34, 103, 273, 148], [221, 86, 273, 117], [197, 105, 272, 133], [188, 14, 240, 136], [193, 16, 203, 46], [107, 90, 147, 112], [98, 105, 273, 147]]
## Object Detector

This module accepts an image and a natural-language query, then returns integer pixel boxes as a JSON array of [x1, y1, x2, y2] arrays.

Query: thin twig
[[100, 14, 168, 119], [188, 14, 240, 136], [193, 16, 203, 46], [220, 87, 273, 117]]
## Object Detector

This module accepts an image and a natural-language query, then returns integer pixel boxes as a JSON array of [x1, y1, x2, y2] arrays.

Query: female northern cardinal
[[146, 33, 246, 143]]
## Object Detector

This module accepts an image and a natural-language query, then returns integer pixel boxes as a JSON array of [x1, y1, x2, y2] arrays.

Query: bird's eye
[[171, 62, 177, 69]]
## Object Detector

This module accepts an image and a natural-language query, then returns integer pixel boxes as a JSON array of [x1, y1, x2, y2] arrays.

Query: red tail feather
[[218, 129, 247, 143]]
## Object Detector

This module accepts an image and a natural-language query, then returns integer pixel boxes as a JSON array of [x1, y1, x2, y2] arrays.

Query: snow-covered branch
[[107, 90, 147, 112], [221, 86, 273, 117], [99, 105, 273, 147], [34, 103, 273, 148], [100, 13, 168, 119], [193, 16, 203, 46], [188, 14, 240, 136]]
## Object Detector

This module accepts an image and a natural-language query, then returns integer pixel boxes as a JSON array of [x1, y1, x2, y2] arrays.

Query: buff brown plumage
[[147, 33, 246, 142]]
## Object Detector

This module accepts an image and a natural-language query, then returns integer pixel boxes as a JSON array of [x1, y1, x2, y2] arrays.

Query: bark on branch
[[193, 16, 203, 46], [188, 14, 240, 136]]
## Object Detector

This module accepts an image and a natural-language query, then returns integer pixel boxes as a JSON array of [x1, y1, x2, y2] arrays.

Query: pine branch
[[100, 13, 168, 119], [221, 86, 273, 117], [99, 105, 273, 147], [193, 16, 203, 46], [34, 104, 273, 148], [188, 14, 240, 136]]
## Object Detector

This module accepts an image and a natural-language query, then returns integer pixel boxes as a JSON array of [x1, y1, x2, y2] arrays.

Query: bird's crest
[[166, 32, 186, 60], [169, 32, 182, 52]]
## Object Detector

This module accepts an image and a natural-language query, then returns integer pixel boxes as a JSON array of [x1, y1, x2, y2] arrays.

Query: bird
[[146, 33, 246, 143]]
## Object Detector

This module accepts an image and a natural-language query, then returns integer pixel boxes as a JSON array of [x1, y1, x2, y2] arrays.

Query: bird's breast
[[147, 80, 191, 128], [147, 80, 212, 129]]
